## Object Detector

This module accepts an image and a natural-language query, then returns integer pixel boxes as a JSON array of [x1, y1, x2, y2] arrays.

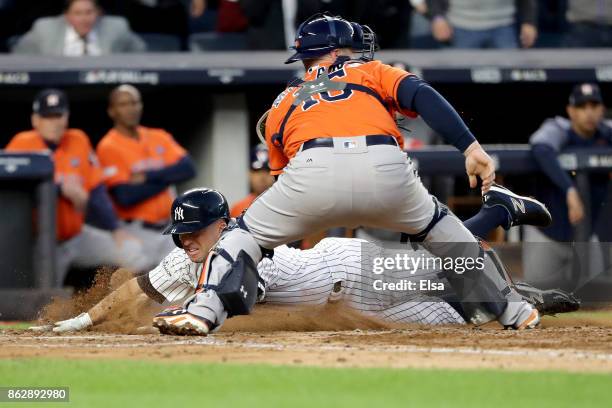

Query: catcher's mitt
[[513, 281, 581, 315]]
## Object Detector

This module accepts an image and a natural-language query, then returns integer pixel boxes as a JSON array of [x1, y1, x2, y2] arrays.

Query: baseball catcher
[[31, 187, 579, 334]]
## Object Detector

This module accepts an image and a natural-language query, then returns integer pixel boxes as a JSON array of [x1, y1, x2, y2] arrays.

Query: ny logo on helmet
[[240, 285, 248, 299], [174, 207, 184, 221]]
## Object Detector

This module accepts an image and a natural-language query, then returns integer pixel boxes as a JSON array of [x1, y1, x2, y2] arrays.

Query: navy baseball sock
[[463, 206, 510, 238]]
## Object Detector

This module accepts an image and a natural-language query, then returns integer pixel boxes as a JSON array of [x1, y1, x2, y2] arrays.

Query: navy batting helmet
[[285, 13, 355, 64], [163, 188, 230, 248]]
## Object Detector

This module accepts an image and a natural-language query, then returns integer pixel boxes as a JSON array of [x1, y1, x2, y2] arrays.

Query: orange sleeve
[[373, 61, 411, 101], [265, 105, 289, 175], [371, 62, 418, 118], [73, 131, 104, 191], [96, 141, 131, 187], [5, 133, 38, 151], [84, 147, 104, 191], [157, 130, 187, 165]]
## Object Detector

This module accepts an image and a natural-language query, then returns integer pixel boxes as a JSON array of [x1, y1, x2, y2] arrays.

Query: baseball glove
[[513, 281, 581, 315]]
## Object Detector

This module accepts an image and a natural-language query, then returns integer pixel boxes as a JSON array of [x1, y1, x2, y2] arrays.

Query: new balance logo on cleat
[[510, 197, 525, 214]]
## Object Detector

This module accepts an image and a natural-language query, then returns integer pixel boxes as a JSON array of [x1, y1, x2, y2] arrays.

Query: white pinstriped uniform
[[148, 237, 465, 325]]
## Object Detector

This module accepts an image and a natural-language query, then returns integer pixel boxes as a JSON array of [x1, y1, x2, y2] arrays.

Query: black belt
[[301, 135, 398, 151]]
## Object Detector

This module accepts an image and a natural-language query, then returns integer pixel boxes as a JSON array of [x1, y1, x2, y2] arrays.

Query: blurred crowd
[[0, 0, 610, 54]]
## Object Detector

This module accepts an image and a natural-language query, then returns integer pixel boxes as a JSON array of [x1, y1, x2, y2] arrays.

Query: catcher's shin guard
[[429, 239, 509, 325], [443, 252, 508, 325]]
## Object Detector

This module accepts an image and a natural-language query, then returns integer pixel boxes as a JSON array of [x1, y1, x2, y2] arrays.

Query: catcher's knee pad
[[400, 197, 448, 245], [200, 228, 264, 317]]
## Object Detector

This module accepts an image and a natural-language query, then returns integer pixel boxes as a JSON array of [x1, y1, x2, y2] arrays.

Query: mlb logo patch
[[343, 140, 356, 149], [156, 146, 165, 155], [70, 157, 80, 167]]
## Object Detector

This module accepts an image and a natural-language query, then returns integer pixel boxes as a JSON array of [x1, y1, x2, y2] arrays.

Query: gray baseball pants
[[241, 137, 530, 325]]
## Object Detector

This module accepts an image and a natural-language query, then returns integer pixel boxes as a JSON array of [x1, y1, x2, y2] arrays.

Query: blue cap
[[569, 83, 603, 106], [33, 89, 69, 116]]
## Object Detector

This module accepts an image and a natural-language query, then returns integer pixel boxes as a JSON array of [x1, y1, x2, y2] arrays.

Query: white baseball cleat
[[152, 306, 211, 336]]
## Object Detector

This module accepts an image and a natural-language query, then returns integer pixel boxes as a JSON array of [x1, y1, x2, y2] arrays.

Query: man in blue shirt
[[526, 83, 611, 288]]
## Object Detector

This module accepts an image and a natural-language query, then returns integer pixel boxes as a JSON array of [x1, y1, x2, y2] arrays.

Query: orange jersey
[[96, 126, 187, 224], [230, 193, 256, 218], [5, 129, 104, 241], [265, 59, 416, 175]]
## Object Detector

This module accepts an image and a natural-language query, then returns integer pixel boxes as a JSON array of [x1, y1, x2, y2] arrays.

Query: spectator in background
[[96, 85, 196, 269], [296, 1, 363, 28], [241, 0, 286, 49], [6, 0, 65, 44], [565, 0, 612, 47], [296, 1, 412, 49], [525, 83, 611, 288], [429, 0, 538, 48], [230, 143, 275, 217], [111, 0, 205, 49], [534, 0, 569, 48], [12, 0, 145, 55], [4, 89, 147, 286], [215, 0, 249, 33]]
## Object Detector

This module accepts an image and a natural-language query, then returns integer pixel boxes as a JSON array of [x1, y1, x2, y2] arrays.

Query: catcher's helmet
[[285, 13, 355, 64], [350, 22, 379, 62], [163, 188, 230, 248]]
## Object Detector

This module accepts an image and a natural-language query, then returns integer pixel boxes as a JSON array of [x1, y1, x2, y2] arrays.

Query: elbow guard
[[204, 250, 264, 317]]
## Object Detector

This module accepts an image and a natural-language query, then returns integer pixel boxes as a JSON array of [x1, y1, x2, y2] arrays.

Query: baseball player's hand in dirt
[[60, 178, 89, 212], [464, 141, 496, 193], [29, 278, 149, 333], [52, 313, 93, 332], [29, 312, 93, 333]]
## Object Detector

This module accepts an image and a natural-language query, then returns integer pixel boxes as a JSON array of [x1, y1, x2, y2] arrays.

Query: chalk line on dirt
[[5, 334, 612, 362]]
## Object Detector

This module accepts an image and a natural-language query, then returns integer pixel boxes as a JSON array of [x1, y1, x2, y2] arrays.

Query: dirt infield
[[2, 306, 612, 373], [2, 270, 611, 373]]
